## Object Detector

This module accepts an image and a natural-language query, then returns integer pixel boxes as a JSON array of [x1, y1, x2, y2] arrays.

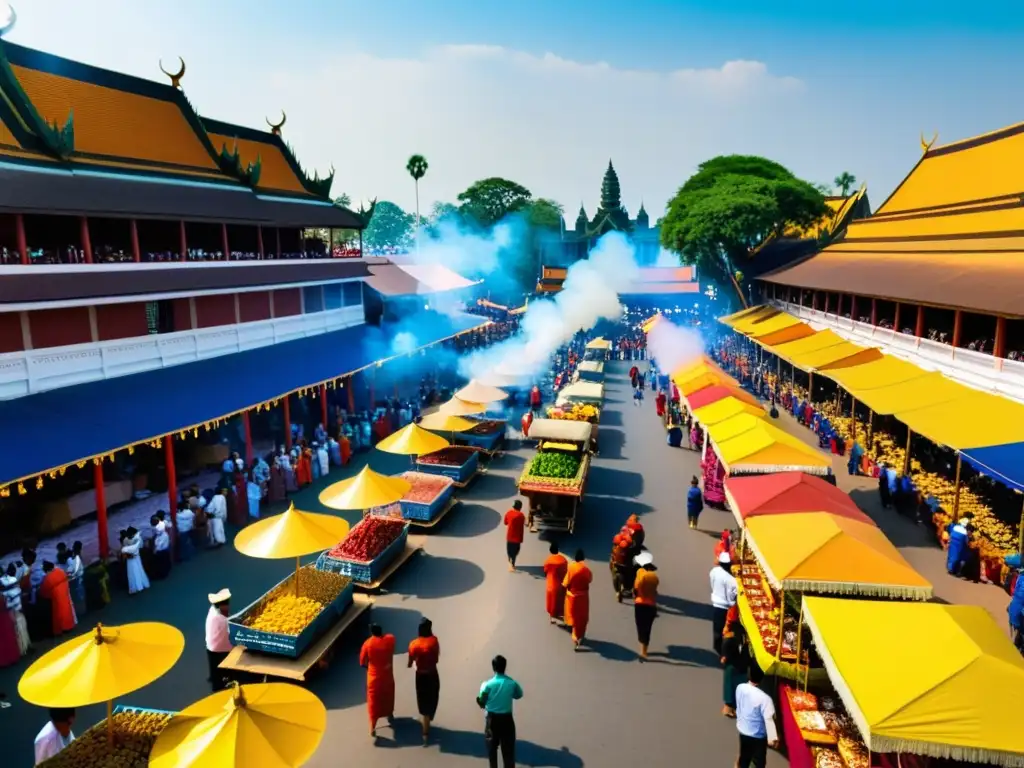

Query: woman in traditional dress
[[310, 443, 322, 481], [407, 618, 440, 745], [562, 549, 593, 651], [0, 563, 28, 663], [359, 623, 396, 738], [542, 542, 568, 623], [121, 528, 150, 595], [246, 472, 262, 519], [317, 442, 330, 477]]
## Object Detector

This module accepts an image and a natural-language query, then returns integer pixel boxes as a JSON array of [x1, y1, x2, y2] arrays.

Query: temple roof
[[760, 122, 1024, 316]]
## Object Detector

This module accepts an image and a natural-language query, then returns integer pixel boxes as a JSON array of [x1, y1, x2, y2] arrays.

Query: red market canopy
[[685, 385, 761, 412], [724, 472, 872, 528]]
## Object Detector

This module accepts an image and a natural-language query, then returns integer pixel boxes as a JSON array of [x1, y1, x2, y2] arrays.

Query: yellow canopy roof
[[766, 329, 848, 363], [693, 397, 765, 426], [730, 306, 781, 333], [802, 597, 1024, 765], [670, 358, 730, 383], [19, 622, 185, 707], [234, 503, 351, 559], [319, 466, 412, 510], [374, 423, 450, 456], [849, 372, 967, 416], [751, 322, 816, 347], [585, 337, 612, 350], [641, 313, 663, 333], [439, 396, 487, 416], [821, 356, 931, 392], [708, 415, 832, 475], [417, 412, 476, 432], [894, 389, 1024, 450], [677, 371, 738, 397], [455, 379, 509, 403], [719, 305, 769, 327], [742, 311, 802, 338], [797, 342, 882, 372], [745, 513, 932, 598], [150, 683, 327, 768]]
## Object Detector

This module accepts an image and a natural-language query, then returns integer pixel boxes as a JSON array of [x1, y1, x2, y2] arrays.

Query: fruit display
[[328, 516, 406, 563], [401, 472, 453, 504], [417, 446, 478, 466], [528, 452, 581, 479], [790, 687, 869, 768], [248, 594, 322, 635], [38, 708, 172, 768], [546, 403, 600, 423], [518, 451, 589, 494], [241, 566, 349, 636]]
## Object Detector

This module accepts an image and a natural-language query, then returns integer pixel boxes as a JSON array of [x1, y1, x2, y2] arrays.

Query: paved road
[[0, 363, 777, 766]]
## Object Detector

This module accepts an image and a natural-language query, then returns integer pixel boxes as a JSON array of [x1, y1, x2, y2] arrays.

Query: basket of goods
[[460, 420, 507, 452], [38, 706, 174, 768], [228, 566, 353, 657], [317, 516, 409, 584], [545, 404, 599, 424], [836, 736, 869, 768], [811, 747, 844, 768], [794, 708, 836, 746], [398, 472, 455, 522], [416, 446, 480, 484], [517, 451, 589, 496]]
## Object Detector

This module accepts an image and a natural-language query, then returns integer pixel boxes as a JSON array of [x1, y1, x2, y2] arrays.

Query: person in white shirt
[[205, 589, 233, 692], [150, 515, 171, 580], [34, 707, 76, 765], [2, 562, 30, 655], [206, 490, 228, 547], [710, 551, 738, 655], [734, 665, 777, 768], [175, 502, 196, 560]]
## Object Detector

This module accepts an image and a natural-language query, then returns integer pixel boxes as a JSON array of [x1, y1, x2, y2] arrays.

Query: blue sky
[[7, 1, 1024, 219]]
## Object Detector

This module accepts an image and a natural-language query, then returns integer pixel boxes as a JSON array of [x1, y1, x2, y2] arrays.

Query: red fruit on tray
[[402, 472, 452, 504], [328, 517, 405, 562], [417, 447, 476, 466]]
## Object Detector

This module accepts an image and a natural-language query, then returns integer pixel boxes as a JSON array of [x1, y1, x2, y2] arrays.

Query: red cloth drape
[[777, 685, 816, 768]]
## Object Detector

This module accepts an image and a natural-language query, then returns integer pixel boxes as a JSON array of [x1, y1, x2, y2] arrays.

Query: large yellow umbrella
[[439, 396, 487, 416], [374, 422, 449, 456], [233, 503, 350, 560], [19, 622, 185, 708], [455, 379, 508, 403], [150, 683, 326, 768], [418, 412, 476, 432], [319, 465, 411, 510]]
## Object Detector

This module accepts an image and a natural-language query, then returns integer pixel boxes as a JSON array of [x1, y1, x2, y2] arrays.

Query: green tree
[[457, 177, 532, 228], [406, 154, 428, 252], [526, 198, 565, 230], [333, 193, 352, 208], [660, 155, 827, 307], [833, 171, 857, 197], [363, 200, 414, 250]]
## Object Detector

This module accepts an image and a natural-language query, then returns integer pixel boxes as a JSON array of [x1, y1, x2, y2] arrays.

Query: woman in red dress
[[359, 623, 396, 738]]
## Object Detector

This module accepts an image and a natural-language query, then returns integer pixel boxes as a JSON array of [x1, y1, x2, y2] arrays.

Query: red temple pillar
[[179, 220, 188, 261], [283, 397, 292, 450], [257, 226, 265, 259], [870, 298, 878, 327], [94, 462, 110, 559], [221, 223, 231, 261], [80, 216, 93, 264], [347, 376, 355, 412], [15, 213, 28, 265], [995, 316, 1007, 359], [165, 434, 178, 527], [130, 219, 141, 263], [243, 411, 254, 465], [915, 305, 925, 337], [275, 227, 282, 259], [320, 384, 329, 428], [952, 310, 963, 348], [894, 302, 901, 333]]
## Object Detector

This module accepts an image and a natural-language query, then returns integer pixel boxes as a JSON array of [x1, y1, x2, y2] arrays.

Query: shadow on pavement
[[658, 594, 715, 621], [437, 727, 585, 768], [596, 427, 626, 460], [598, 409, 623, 427], [439, 503, 502, 538], [467, 472, 519, 502], [582, 636, 637, 662], [658, 644, 722, 668], [388, 553, 486, 599], [587, 466, 644, 497]]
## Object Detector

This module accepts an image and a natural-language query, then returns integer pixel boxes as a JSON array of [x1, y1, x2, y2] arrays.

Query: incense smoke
[[460, 232, 643, 379], [645, 317, 704, 374]]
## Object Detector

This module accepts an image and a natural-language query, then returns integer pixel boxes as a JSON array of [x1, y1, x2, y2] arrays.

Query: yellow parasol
[[150, 682, 327, 768], [455, 379, 509, 403], [233, 503, 350, 560], [374, 422, 450, 457], [319, 465, 411, 510], [439, 396, 487, 416], [418, 412, 476, 432], [19, 622, 185, 708]]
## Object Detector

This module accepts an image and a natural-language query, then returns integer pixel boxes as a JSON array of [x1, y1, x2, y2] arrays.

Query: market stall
[[556, 381, 605, 407], [685, 384, 762, 412], [416, 445, 482, 487], [705, 414, 833, 476], [724, 472, 871, 529], [575, 360, 605, 383], [542, 405, 600, 452], [797, 597, 1024, 768], [692, 396, 765, 427], [517, 421, 592, 533]]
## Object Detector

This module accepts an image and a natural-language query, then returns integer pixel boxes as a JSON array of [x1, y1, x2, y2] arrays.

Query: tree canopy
[[457, 177, 532, 229], [363, 200, 414, 250], [833, 171, 857, 196], [660, 155, 828, 296], [526, 198, 565, 230]]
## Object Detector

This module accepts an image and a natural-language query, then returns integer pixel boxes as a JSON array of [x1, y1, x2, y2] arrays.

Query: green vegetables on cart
[[529, 452, 581, 479]]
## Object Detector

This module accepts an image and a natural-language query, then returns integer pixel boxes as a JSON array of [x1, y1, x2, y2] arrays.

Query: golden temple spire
[[920, 131, 938, 154], [159, 57, 186, 89]]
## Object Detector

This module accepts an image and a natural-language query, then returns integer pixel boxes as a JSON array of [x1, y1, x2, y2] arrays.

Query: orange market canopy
[[765, 329, 849, 364], [684, 384, 762, 411], [744, 512, 932, 599], [742, 312, 814, 345], [767, 330, 884, 372], [707, 414, 832, 475], [802, 597, 1024, 765]]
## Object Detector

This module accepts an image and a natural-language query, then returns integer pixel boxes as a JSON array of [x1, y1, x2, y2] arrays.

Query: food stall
[[583, 336, 612, 360], [392, 470, 458, 528], [542, 405, 600, 452], [416, 445, 482, 487], [517, 421, 593, 533], [724, 472, 870, 529], [317, 514, 418, 591], [790, 597, 1024, 768], [556, 380, 605, 407], [575, 360, 605, 383], [458, 417, 508, 454]]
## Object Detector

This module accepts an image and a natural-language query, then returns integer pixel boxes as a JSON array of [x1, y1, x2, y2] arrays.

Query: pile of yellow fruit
[[546, 404, 599, 423], [39, 709, 171, 768], [243, 566, 350, 636]]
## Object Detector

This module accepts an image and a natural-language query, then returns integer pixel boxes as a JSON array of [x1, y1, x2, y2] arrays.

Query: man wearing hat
[[205, 589, 233, 692], [710, 552, 738, 655]]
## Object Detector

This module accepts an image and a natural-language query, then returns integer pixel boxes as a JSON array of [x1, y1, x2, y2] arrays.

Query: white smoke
[[390, 331, 418, 356], [646, 318, 704, 374], [460, 232, 642, 379], [411, 217, 520, 280], [655, 247, 681, 268]]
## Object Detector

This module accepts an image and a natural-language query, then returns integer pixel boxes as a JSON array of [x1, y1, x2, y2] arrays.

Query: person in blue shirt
[[1008, 568, 1024, 651], [687, 476, 704, 530], [477, 654, 523, 768]]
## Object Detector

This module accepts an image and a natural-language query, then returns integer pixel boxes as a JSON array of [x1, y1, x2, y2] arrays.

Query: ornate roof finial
[[159, 57, 186, 89], [267, 111, 287, 136], [0, 3, 18, 38], [920, 131, 938, 154]]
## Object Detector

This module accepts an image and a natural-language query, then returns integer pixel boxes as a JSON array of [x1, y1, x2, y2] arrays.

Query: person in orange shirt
[[359, 623, 396, 738], [504, 500, 526, 572], [407, 617, 440, 745], [39, 561, 75, 636], [297, 445, 313, 487], [633, 553, 659, 661], [542, 542, 568, 624], [562, 549, 593, 651]]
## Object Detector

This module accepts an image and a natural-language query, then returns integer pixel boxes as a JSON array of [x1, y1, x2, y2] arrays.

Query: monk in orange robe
[[39, 561, 76, 636], [340, 435, 352, 465], [562, 549, 593, 650], [542, 542, 568, 624], [359, 623, 396, 737]]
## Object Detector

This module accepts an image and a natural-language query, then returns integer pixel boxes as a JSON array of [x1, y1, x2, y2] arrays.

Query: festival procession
[[1, 3, 1024, 767]]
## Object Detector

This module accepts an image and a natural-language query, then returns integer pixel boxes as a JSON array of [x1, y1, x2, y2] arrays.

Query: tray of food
[[228, 566, 353, 658], [518, 452, 590, 497], [459, 420, 507, 452], [416, 446, 481, 484], [38, 706, 177, 768], [811, 747, 844, 768], [398, 472, 455, 522], [317, 516, 409, 584]]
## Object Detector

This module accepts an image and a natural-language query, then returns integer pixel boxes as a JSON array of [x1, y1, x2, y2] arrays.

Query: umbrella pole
[[850, 398, 857, 442], [795, 601, 806, 691], [952, 455, 963, 519], [107, 699, 113, 747]]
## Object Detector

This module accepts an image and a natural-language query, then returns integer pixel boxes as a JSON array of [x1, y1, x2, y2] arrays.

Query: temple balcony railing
[[769, 300, 1024, 405], [0, 305, 365, 400]]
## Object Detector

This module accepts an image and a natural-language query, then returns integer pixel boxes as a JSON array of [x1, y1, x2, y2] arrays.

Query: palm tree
[[406, 154, 429, 255], [833, 172, 856, 197]]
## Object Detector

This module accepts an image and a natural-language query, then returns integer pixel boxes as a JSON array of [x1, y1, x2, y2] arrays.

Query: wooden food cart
[[518, 420, 592, 534]]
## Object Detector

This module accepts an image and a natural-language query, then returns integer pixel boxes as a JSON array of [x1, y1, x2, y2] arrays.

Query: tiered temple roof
[[761, 124, 1024, 316]]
